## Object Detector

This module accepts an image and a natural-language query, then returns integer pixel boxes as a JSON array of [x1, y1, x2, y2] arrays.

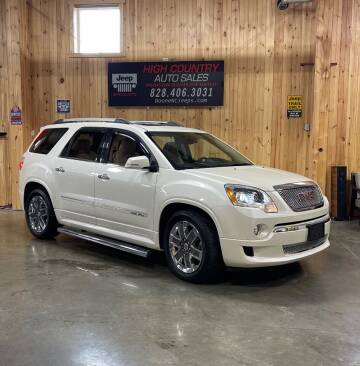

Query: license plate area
[[307, 222, 325, 241]]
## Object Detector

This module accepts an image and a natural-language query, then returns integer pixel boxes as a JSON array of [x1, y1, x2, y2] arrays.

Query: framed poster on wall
[[56, 99, 71, 113], [287, 95, 303, 118], [108, 60, 224, 107]]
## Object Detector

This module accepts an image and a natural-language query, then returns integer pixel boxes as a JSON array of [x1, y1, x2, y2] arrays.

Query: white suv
[[19, 118, 330, 282]]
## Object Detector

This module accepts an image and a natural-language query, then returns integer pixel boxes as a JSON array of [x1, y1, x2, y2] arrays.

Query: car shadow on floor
[[225, 262, 303, 286], [149, 244, 304, 287], [28, 235, 304, 287]]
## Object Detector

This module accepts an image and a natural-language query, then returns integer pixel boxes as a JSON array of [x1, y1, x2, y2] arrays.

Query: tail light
[[19, 157, 25, 170]]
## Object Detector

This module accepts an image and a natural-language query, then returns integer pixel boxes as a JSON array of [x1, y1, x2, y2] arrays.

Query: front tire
[[163, 210, 224, 283], [25, 189, 58, 239]]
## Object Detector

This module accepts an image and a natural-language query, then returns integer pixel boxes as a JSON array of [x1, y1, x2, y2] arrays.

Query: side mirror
[[125, 155, 150, 170]]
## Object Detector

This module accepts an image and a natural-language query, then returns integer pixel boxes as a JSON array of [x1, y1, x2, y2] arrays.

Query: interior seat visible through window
[[62, 129, 105, 161], [72, 139, 96, 160], [108, 133, 143, 166], [162, 142, 184, 166]]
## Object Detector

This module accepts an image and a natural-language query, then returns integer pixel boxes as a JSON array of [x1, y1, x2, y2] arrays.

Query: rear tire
[[25, 188, 58, 239], [163, 209, 224, 283]]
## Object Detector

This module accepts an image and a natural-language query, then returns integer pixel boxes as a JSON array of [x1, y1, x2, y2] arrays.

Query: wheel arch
[[23, 180, 53, 208], [158, 201, 222, 249]]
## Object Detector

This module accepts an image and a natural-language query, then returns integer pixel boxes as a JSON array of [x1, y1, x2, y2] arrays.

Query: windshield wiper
[[227, 163, 252, 166]]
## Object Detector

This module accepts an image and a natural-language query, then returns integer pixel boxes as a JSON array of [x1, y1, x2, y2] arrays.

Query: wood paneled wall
[[1, 0, 360, 209], [0, 0, 9, 206], [0, 0, 31, 208]]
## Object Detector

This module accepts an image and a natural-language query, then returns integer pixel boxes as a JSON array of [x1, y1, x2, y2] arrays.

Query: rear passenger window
[[30, 128, 68, 154], [62, 130, 105, 161]]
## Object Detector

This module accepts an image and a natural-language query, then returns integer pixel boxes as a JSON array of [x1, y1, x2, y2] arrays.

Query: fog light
[[253, 224, 268, 238]]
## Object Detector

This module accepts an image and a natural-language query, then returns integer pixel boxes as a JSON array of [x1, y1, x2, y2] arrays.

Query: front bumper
[[219, 215, 330, 267]]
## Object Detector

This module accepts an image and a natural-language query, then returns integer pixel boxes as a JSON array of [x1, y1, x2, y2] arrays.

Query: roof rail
[[114, 118, 130, 124], [52, 118, 183, 127], [53, 118, 131, 125], [166, 121, 184, 127], [133, 121, 184, 127]]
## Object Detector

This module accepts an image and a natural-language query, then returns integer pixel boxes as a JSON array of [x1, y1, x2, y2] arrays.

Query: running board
[[57, 227, 150, 258]]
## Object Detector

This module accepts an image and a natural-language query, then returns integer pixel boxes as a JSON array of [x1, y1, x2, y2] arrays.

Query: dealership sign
[[108, 61, 224, 107]]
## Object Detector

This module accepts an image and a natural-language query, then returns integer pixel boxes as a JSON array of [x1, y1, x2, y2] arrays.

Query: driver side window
[[108, 133, 143, 166]]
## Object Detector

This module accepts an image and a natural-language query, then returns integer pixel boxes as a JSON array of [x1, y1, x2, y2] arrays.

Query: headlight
[[224, 184, 278, 213]]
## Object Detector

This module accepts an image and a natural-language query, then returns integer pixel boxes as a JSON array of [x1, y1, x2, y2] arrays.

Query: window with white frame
[[73, 4, 122, 54]]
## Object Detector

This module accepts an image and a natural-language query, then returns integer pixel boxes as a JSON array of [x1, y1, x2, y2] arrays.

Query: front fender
[[154, 172, 229, 238], [156, 197, 224, 238]]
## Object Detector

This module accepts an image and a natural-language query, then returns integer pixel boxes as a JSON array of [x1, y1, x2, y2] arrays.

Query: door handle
[[98, 173, 110, 180], [55, 167, 65, 173]]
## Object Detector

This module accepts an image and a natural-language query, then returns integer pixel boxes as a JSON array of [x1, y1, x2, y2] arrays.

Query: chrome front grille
[[274, 182, 324, 212]]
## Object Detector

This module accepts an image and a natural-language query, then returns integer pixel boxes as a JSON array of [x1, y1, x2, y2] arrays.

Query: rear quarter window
[[30, 128, 68, 154]]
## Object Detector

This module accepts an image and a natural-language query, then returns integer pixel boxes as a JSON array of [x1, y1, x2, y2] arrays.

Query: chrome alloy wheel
[[28, 195, 49, 234], [169, 220, 204, 273]]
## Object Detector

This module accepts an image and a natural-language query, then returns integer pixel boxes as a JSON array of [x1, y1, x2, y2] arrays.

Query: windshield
[[147, 132, 253, 170]]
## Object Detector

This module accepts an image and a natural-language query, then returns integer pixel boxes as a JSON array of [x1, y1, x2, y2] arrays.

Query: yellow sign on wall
[[287, 95, 302, 118]]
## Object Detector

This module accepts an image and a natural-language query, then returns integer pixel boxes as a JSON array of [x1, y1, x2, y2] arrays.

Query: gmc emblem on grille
[[296, 191, 315, 203]]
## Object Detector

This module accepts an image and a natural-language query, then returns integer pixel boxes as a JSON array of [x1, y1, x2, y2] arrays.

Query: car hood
[[184, 165, 312, 192]]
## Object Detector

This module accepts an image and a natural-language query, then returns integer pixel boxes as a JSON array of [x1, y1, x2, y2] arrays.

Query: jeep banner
[[108, 61, 224, 107]]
